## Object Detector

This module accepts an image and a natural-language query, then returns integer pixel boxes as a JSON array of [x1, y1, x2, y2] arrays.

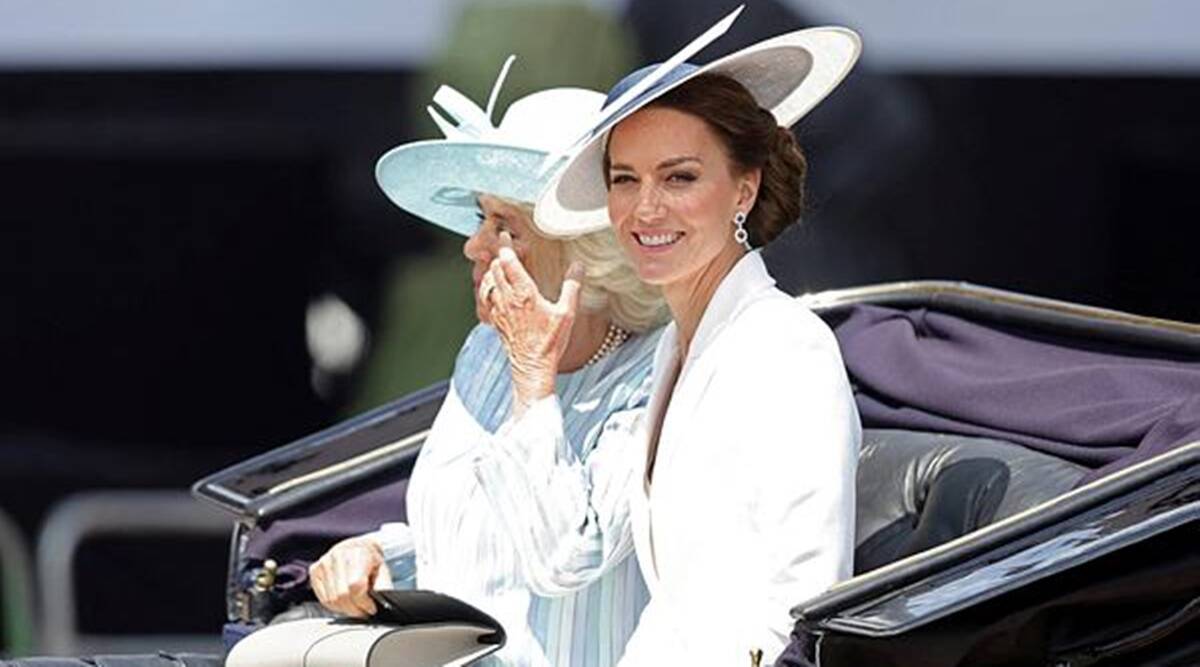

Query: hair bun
[[751, 124, 807, 246]]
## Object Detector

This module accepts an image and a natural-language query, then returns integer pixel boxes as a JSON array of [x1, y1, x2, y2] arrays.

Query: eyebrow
[[609, 155, 702, 172], [476, 197, 514, 216]]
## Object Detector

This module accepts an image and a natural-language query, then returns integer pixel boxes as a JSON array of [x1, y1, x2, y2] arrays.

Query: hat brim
[[375, 140, 558, 237], [534, 27, 861, 238]]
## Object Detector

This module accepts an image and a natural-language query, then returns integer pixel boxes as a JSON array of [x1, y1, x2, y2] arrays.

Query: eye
[[610, 173, 636, 185], [667, 171, 698, 183], [491, 217, 519, 238]]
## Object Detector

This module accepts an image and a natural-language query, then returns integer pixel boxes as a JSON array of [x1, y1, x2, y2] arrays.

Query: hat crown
[[425, 54, 604, 155], [495, 88, 607, 153]]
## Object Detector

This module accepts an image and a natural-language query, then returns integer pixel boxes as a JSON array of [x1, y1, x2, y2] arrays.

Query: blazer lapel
[[633, 253, 777, 593], [649, 252, 776, 487], [631, 322, 681, 592], [629, 458, 659, 594]]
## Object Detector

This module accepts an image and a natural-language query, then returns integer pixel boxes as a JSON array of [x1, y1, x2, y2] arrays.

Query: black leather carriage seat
[[853, 429, 1088, 573]]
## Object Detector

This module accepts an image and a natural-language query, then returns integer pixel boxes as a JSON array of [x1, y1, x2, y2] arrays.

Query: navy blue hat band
[[600, 62, 701, 130]]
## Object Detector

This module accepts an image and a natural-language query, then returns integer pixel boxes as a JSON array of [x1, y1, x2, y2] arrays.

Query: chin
[[623, 248, 667, 284], [631, 254, 686, 286], [634, 268, 678, 289]]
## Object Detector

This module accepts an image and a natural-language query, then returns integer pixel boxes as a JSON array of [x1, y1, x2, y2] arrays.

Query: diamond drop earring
[[732, 211, 751, 250]]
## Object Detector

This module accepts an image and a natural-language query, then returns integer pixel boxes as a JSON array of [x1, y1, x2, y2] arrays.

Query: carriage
[[191, 280, 1200, 667]]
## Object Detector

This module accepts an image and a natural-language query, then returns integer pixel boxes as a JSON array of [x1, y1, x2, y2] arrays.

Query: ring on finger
[[480, 275, 497, 303]]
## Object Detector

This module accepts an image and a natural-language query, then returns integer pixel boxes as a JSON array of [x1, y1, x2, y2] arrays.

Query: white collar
[[682, 250, 777, 365]]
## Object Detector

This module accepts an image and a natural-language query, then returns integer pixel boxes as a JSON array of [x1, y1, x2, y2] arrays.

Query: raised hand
[[480, 231, 583, 415]]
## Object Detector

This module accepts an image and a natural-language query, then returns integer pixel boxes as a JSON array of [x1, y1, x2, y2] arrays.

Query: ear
[[736, 167, 762, 213]]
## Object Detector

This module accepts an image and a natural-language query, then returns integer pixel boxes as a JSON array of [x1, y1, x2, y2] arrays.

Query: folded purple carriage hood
[[834, 304, 1200, 484]]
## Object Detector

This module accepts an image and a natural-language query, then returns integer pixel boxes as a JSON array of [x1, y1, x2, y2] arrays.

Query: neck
[[663, 244, 746, 356], [558, 310, 611, 372]]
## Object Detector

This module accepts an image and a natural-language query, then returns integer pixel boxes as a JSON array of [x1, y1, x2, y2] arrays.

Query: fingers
[[312, 558, 367, 617], [309, 560, 331, 605], [557, 261, 584, 315], [309, 538, 383, 618], [489, 258, 514, 301], [477, 271, 496, 305], [496, 234, 539, 298], [496, 231, 518, 273], [331, 554, 378, 617]]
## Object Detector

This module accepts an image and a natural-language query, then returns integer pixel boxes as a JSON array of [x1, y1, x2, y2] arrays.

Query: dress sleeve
[[736, 324, 859, 664], [368, 522, 418, 590], [472, 386, 648, 597]]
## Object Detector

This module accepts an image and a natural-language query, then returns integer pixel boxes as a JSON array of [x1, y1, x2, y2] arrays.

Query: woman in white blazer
[[485, 11, 864, 666]]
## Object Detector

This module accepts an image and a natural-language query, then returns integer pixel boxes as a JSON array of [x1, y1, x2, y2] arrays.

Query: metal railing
[[35, 490, 231, 656], [0, 506, 35, 656]]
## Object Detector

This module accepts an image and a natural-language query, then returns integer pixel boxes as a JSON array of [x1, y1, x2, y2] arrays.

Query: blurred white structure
[[0, 0, 1197, 73]]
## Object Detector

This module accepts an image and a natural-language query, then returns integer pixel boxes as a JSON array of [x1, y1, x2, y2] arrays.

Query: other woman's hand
[[481, 231, 583, 415], [309, 534, 393, 618]]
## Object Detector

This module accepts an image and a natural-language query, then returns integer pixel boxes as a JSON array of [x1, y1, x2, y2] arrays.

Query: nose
[[463, 226, 492, 264], [633, 182, 665, 222]]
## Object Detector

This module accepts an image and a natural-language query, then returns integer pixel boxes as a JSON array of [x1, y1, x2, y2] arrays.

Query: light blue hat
[[375, 57, 608, 237], [534, 6, 861, 237]]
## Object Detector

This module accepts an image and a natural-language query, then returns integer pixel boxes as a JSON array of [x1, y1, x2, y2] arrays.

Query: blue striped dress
[[377, 323, 660, 667]]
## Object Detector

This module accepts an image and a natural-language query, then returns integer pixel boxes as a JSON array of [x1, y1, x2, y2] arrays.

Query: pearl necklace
[[585, 322, 630, 367]]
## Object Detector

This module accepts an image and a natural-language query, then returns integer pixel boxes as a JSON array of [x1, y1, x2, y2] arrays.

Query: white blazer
[[618, 252, 860, 666]]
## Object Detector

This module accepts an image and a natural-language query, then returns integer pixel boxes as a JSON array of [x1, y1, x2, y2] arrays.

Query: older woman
[[518, 14, 864, 665], [308, 63, 667, 667]]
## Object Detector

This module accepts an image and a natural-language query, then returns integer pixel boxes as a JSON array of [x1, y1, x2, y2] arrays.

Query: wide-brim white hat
[[376, 57, 608, 237], [533, 6, 861, 237]]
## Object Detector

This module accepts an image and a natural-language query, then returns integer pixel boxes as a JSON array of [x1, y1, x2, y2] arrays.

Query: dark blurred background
[[2, 0, 1198, 657]]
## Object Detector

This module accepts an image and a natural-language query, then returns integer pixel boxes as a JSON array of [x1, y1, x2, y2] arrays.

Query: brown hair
[[604, 73, 808, 246]]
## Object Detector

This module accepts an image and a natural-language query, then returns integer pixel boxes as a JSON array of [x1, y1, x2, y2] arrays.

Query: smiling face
[[606, 106, 759, 290], [463, 194, 561, 324]]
